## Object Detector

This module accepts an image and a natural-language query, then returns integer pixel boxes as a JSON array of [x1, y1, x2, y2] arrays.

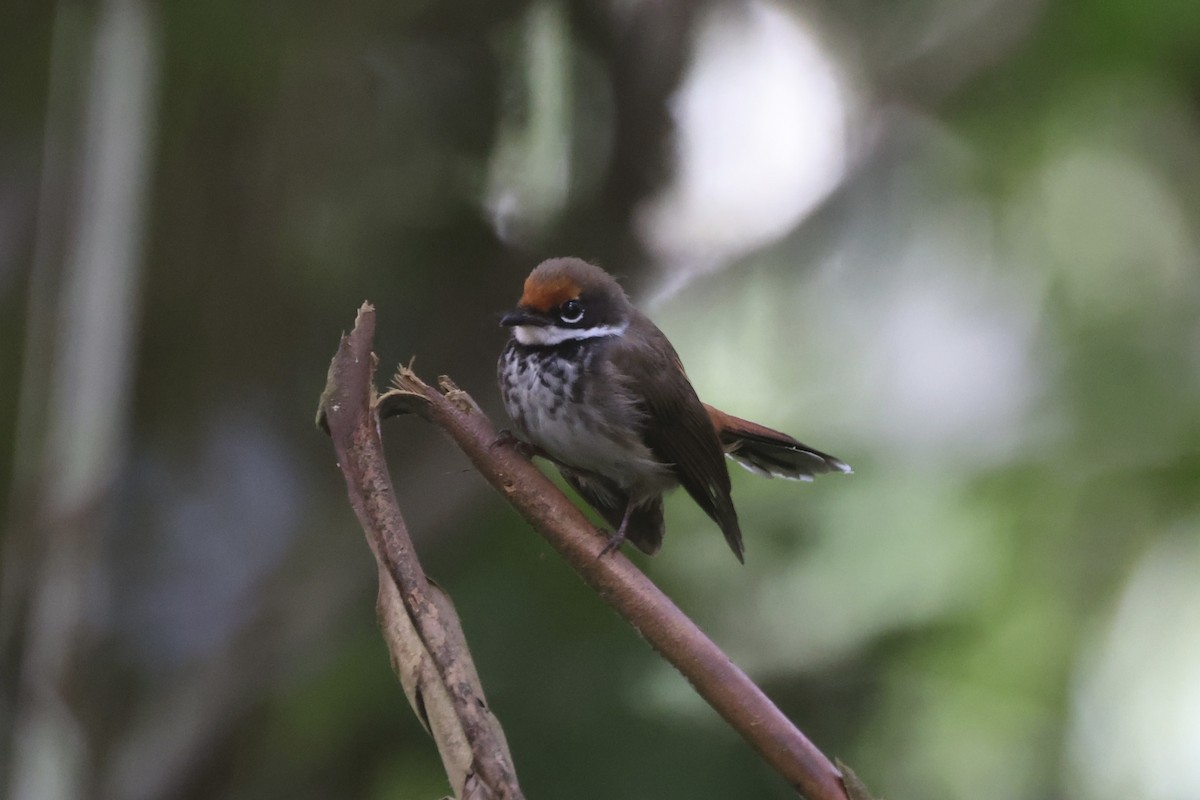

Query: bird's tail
[[704, 404, 852, 481]]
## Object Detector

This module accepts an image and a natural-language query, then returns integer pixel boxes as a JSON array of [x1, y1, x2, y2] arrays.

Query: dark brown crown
[[515, 258, 631, 326]]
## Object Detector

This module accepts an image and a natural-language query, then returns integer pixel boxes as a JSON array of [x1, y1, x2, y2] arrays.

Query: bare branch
[[318, 304, 522, 800], [382, 370, 860, 800]]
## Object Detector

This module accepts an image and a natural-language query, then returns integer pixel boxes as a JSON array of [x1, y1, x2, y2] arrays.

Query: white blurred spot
[[876, 269, 1037, 461], [1068, 532, 1200, 800], [486, 1, 573, 242], [836, 194, 1044, 464], [638, 0, 853, 272]]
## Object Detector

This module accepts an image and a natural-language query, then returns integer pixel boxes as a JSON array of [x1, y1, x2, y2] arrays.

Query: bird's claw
[[491, 429, 537, 459], [597, 530, 626, 558]]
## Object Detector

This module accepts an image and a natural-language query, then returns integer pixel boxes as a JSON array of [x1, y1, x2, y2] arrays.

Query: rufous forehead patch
[[519, 274, 580, 312]]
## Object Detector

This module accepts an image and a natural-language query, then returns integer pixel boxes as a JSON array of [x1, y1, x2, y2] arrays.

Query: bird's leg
[[598, 499, 636, 558]]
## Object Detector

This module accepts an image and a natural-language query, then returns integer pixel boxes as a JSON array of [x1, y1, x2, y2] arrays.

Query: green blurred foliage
[[3, 0, 1200, 799]]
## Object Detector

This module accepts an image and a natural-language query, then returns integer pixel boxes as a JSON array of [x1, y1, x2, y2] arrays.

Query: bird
[[497, 257, 850, 563]]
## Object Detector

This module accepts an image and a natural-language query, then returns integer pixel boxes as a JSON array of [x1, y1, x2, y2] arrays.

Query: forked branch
[[322, 303, 875, 800], [375, 325, 869, 800]]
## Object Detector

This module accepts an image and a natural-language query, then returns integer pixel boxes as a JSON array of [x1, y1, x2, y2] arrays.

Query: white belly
[[499, 344, 672, 496]]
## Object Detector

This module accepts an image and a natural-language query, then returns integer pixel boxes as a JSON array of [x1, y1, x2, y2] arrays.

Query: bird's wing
[[608, 313, 744, 562]]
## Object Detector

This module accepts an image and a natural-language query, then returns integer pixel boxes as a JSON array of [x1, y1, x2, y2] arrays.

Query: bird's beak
[[500, 308, 548, 328]]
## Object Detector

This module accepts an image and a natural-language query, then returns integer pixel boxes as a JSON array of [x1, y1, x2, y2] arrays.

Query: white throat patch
[[512, 322, 628, 347]]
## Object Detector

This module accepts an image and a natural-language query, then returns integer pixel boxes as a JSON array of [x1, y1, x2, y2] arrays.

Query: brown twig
[[382, 368, 858, 799], [318, 304, 523, 800]]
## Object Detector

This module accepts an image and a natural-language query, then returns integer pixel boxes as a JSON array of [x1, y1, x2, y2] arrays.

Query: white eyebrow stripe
[[512, 322, 628, 346]]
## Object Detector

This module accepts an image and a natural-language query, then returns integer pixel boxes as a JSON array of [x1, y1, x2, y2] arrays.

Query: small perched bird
[[497, 257, 850, 562]]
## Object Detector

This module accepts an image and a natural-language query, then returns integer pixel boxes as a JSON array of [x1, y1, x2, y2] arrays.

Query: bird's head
[[501, 258, 632, 346]]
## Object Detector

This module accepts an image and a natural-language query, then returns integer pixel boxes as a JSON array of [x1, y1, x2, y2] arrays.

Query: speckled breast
[[498, 340, 587, 457], [497, 339, 671, 496]]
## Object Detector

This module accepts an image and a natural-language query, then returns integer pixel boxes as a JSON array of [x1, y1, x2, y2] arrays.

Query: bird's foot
[[597, 528, 626, 558], [491, 429, 538, 460], [597, 501, 635, 559]]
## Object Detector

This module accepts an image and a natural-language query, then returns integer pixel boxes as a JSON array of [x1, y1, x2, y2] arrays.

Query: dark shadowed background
[[3, 1, 1200, 798]]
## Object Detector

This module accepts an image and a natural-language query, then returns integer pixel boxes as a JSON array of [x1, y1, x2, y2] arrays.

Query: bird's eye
[[559, 299, 584, 324]]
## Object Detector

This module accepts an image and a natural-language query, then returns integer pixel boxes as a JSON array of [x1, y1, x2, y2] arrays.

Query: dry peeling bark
[[318, 304, 522, 800]]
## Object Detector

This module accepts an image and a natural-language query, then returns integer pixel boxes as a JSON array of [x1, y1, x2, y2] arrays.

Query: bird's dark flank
[[497, 257, 850, 562]]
